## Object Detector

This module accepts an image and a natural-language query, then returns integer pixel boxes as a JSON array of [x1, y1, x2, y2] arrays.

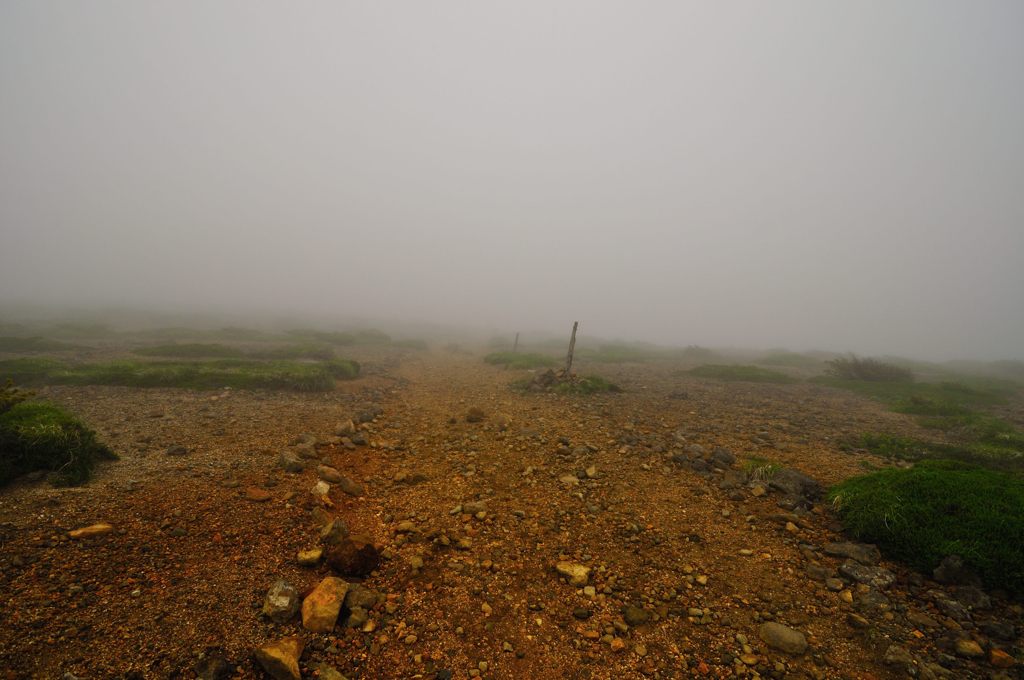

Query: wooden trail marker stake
[[565, 321, 579, 375]]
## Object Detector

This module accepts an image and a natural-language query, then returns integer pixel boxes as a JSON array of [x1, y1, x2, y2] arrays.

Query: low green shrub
[[830, 460, 1024, 594], [825, 355, 913, 382], [134, 343, 244, 358], [0, 399, 117, 486], [484, 352, 558, 369], [553, 375, 622, 394], [0, 357, 357, 392], [687, 364, 795, 384], [0, 336, 76, 352]]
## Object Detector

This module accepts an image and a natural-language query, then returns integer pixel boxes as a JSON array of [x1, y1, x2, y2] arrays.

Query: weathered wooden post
[[565, 321, 579, 375], [513, 332, 520, 353]]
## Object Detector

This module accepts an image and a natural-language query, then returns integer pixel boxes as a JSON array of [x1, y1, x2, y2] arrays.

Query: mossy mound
[[0, 400, 117, 486], [830, 460, 1024, 594]]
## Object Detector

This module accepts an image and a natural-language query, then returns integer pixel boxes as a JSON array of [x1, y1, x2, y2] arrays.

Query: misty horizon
[[3, 2, 1023, 361]]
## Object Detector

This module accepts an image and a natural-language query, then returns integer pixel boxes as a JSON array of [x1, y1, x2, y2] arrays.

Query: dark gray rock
[[823, 542, 881, 565], [319, 519, 350, 546], [769, 468, 822, 501], [622, 605, 651, 627], [839, 560, 896, 590], [166, 444, 188, 456], [711, 447, 736, 467], [262, 580, 300, 623], [933, 555, 982, 587], [805, 564, 833, 581], [758, 622, 807, 654], [278, 452, 304, 473], [337, 476, 364, 497], [953, 585, 991, 611]]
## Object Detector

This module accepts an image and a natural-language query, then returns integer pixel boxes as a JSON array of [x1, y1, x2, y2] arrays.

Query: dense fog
[[2, 2, 1022, 360]]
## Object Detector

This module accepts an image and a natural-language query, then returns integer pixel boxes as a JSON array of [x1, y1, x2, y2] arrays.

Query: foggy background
[[2, 2, 1022, 360]]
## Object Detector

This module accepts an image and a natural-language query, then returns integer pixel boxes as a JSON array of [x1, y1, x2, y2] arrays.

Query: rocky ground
[[0, 349, 1020, 679]]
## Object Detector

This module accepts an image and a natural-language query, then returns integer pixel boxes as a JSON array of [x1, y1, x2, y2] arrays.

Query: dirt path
[[0, 350, 1019, 679]]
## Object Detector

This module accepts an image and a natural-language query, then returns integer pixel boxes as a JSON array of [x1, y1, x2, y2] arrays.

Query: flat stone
[[253, 636, 304, 680], [337, 476, 364, 497], [277, 452, 304, 473], [555, 561, 591, 586], [758, 622, 807, 655], [317, 465, 343, 483], [883, 644, 914, 667], [325, 534, 380, 577], [955, 638, 984, 658], [297, 547, 323, 567], [262, 580, 300, 623], [302, 576, 350, 633], [823, 542, 881, 565], [622, 605, 650, 627], [838, 560, 896, 589], [319, 519, 349, 546], [68, 523, 113, 539], [244, 487, 272, 503]]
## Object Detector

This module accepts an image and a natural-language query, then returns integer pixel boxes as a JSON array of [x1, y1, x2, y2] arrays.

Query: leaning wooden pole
[[565, 321, 579, 375], [512, 332, 520, 353]]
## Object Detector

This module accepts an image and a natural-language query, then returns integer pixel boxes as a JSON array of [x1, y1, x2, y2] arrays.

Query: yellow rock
[[555, 561, 591, 586], [990, 648, 1015, 668], [253, 636, 304, 680], [302, 576, 350, 633], [68, 523, 113, 539]]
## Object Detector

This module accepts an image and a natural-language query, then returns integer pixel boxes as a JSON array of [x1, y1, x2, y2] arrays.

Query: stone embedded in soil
[[297, 547, 323, 567], [623, 605, 650, 627], [319, 519, 350, 545], [838, 560, 896, 590], [954, 638, 984, 658], [823, 542, 881, 565], [758, 622, 808, 655], [767, 468, 822, 501], [68, 523, 114, 539], [990, 648, 1016, 668], [194, 647, 233, 680], [302, 576, 350, 633], [244, 487, 272, 503], [317, 465, 343, 483], [278, 452, 304, 473], [883, 644, 914, 667], [166, 444, 188, 456], [326, 534, 380, 577], [933, 554, 982, 587], [465, 407, 486, 423], [555, 561, 591, 586], [336, 476, 364, 497], [262, 580, 300, 623], [335, 420, 356, 436], [253, 636, 304, 680]]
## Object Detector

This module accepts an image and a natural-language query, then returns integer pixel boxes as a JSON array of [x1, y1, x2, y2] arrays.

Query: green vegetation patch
[[825, 355, 913, 382], [0, 336, 78, 353], [830, 461, 1024, 594], [687, 364, 796, 384], [484, 352, 558, 369], [0, 357, 359, 392], [134, 343, 245, 358], [553, 375, 622, 395], [1, 386, 117, 487]]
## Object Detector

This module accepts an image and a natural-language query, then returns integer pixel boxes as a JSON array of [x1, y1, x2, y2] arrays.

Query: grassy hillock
[[0, 357, 359, 392], [484, 352, 558, 369], [687, 364, 795, 384], [0, 384, 116, 486], [830, 461, 1024, 594]]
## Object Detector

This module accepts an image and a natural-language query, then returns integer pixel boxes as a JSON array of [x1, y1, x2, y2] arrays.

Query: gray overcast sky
[[1, 2, 1022, 359]]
